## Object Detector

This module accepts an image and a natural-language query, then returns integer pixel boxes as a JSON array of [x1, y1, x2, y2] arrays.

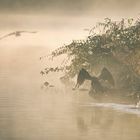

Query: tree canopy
[[41, 18, 140, 81]]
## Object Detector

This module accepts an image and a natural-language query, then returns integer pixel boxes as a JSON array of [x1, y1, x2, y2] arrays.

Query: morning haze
[[0, 0, 140, 140], [0, 0, 140, 16]]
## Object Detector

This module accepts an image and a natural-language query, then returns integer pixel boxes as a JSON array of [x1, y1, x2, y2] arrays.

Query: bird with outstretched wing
[[0, 31, 37, 40], [98, 67, 115, 87], [73, 67, 115, 94], [73, 68, 92, 89]]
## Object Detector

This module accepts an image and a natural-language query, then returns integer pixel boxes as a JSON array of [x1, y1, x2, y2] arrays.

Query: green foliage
[[41, 18, 140, 78]]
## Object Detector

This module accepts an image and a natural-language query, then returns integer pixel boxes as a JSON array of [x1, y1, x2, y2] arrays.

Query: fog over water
[[0, 0, 140, 140]]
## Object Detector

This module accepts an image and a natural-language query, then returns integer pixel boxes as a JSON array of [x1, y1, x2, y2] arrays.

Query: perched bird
[[74, 67, 115, 94], [91, 76, 105, 93], [0, 31, 37, 40]]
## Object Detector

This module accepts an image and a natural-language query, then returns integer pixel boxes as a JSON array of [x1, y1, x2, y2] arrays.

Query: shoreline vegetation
[[41, 18, 140, 100]]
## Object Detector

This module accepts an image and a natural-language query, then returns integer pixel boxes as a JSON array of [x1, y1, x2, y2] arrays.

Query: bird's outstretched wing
[[98, 67, 115, 86], [74, 68, 92, 89], [0, 31, 37, 40], [0, 32, 15, 40], [19, 31, 37, 34]]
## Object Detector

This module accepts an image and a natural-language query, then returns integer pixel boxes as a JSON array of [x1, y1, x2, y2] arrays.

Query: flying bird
[[0, 31, 37, 40], [73, 67, 115, 94]]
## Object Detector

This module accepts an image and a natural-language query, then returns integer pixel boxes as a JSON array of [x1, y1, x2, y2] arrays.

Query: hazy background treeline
[[0, 0, 140, 16]]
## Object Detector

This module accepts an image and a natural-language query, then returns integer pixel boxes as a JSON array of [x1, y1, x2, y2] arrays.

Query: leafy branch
[[40, 18, 140, 77]]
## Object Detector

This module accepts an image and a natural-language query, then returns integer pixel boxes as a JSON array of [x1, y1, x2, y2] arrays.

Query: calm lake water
[[0, 15, 140, 140], [1, 46, 140, 140]]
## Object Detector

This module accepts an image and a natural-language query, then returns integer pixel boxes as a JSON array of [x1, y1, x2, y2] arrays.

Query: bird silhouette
[[73, 67, 115, 94], [0, 31, 37, 40]]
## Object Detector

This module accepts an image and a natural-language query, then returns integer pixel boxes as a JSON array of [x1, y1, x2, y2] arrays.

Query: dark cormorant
[[74, 67, 115, 94]]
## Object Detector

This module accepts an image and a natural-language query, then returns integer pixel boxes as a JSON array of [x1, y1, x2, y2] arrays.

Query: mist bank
[[0, 0, 140, 16], [0, 13, 140, 32]]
